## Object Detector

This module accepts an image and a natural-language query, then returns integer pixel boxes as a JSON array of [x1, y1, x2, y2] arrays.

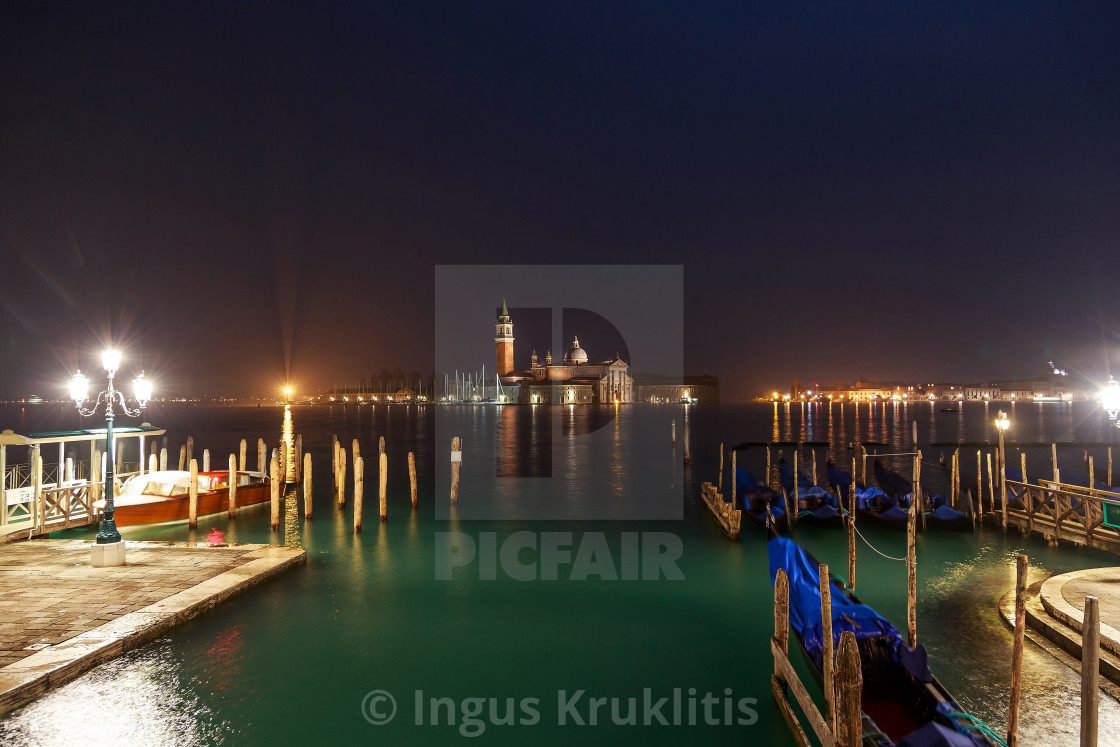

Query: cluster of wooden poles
[[325, 435, 419, 532], [168, 434, 423, 533], [170, 433, 478, 532]]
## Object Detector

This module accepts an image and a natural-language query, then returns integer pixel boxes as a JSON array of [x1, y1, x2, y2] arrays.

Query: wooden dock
[[700, 481, 741, 540], [1001, 479, 1120, 554], [1, 481, 103, 542]]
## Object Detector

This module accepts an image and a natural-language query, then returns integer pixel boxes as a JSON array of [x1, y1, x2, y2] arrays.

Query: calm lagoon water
[[1, 400, 1118, 745]]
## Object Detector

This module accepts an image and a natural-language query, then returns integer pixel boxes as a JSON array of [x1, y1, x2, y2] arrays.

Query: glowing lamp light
[[995, 411, 1010, 432], [133, 372, 152, 405], [101, 348, 121, 373], [69, 370, 89, 405], [1102, 377, 1120, 421]]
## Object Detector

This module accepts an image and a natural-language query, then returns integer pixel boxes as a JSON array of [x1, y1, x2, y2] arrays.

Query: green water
[[2, 402, 1118, 745]]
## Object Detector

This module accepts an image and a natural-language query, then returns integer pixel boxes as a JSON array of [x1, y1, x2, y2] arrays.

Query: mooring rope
[[852, 522, 908, 562]]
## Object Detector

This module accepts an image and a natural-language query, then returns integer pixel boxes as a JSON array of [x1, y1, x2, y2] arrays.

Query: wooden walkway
[[1, 482, 102, 543]]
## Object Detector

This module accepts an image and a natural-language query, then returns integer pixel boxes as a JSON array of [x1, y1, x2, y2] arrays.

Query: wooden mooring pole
[[671, 419, 676, 446], [1083, 595, 1100, 747], [718, 443, 724, 493], [848, 480, 856, 591], [1008, 554, 1027, 747], [228, 454, 237, 518], [451, 437, 462, 502], [409, 451, 418, 507], [353, 456, 364, 532], [188, 459, 199, 528], [258, 437, 266, 474], [766, 446, 771, 490], [836, 631, 863, 747], [791, 451, 799, 526], [907, 492, 917, 649], [239, 438, 246, 472], [915, 451, 926, 532], [820, 563, 835, 736], [986, 453, 995, 517], [303, 452, 313, 519], [336, 446, 347, 508], [1052, 442, 1060, 484], [270, 456, 280, 530], [774, 568, 789, 678], [379, 451, 388, 522], [976, 449, 982, 517], [178, 444, 186, 471]]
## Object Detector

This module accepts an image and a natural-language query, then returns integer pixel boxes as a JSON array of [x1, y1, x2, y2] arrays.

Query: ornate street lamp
[[70, 349, 152, 549], [1101, 376, 1120, 427]]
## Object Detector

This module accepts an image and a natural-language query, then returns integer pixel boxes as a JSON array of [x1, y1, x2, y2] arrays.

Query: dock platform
[[1000, 566, 1120, 698], [0, 539, 305, 714]]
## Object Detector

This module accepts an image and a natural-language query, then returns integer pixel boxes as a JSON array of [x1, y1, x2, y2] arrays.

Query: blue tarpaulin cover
[[929, 505, 967, 521], [879, 506, 910, 522], [768, 536, 897, 671]]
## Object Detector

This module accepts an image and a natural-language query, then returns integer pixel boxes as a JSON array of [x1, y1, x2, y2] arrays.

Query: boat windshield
[[122, 474, 213, 496]]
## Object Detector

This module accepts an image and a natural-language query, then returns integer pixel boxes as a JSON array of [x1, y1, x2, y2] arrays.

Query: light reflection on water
[[0, 639, 235, 746]]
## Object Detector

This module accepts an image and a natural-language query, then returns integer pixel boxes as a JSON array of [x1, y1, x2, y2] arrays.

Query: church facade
[[494, 301, 635, 404]]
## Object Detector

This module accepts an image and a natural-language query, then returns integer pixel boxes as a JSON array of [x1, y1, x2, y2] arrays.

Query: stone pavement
[[0, 539, 304, 713], [999, 566, 1120, 695]]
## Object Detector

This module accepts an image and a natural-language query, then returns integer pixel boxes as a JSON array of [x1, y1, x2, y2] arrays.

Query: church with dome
[[493, 300, 634, 404]]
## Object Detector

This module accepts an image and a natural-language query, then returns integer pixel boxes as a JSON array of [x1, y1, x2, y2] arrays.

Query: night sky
[[2, 2, 1118, 400]]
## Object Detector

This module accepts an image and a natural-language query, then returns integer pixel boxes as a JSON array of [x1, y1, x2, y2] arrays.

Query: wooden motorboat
[[108, 469, 270, 525]]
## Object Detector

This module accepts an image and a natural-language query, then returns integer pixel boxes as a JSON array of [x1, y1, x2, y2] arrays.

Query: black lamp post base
[[96, 519, 122, 544]]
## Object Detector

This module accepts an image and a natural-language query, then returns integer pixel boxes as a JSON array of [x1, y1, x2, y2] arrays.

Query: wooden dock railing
[[1003, 480, 1120, 554]]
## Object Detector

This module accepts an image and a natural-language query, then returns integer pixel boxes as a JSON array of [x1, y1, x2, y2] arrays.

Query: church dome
[[563, 336, 588, 365]]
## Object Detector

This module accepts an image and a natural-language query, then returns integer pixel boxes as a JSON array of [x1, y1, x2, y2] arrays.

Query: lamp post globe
[[1101, 377, 1120, 425]]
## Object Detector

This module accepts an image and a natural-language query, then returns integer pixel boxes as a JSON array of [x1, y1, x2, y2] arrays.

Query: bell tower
[[495, 298, 514, 376]]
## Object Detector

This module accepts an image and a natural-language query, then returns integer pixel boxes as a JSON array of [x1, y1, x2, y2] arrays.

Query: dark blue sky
[[1, 2, 1118, 399]]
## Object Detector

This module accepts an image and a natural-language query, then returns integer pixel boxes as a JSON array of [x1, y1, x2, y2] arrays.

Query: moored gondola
[[768, 536, 1004, 746]]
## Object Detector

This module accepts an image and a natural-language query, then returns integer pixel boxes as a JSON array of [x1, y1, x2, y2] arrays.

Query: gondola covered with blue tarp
[[767, 536, 1003, 746]]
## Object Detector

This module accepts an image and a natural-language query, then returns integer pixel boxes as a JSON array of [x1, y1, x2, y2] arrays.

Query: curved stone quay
[[1000, 566, 1120, 697], [0, 540, 304, 714]]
